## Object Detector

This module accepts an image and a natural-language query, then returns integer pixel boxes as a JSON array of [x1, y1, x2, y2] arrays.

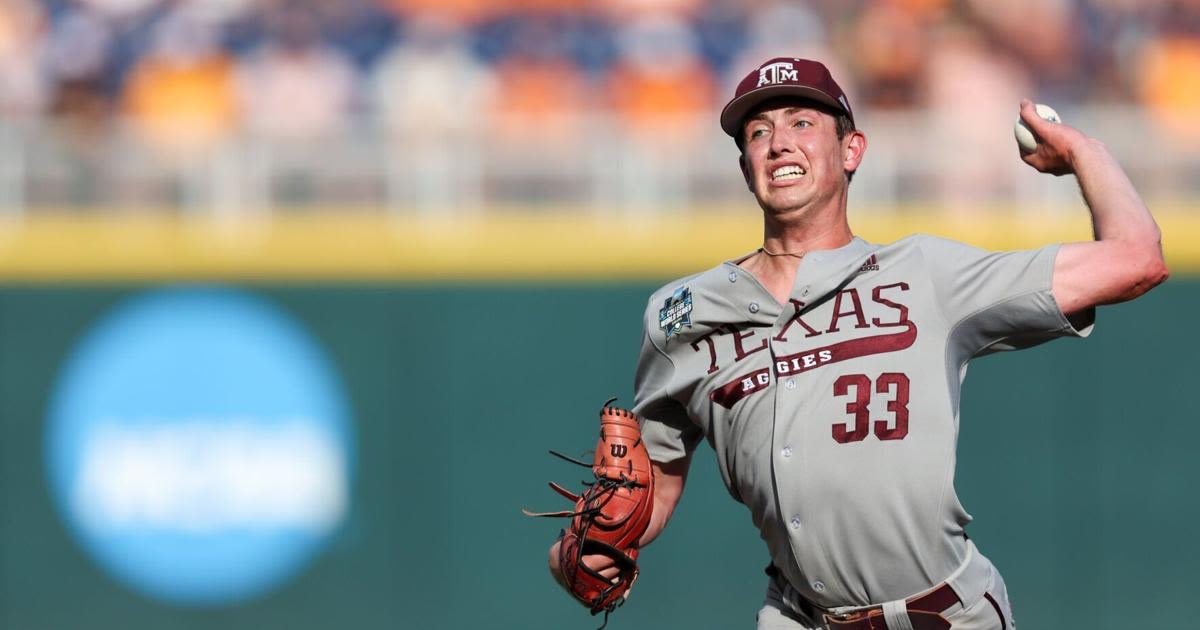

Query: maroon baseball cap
[[720, 57, 854, 138]]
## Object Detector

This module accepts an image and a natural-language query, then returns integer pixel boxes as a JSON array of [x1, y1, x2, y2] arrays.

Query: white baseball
[[1014, 103, 1061, 154]]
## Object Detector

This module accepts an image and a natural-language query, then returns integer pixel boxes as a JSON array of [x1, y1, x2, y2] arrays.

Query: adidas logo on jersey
[[858, 254, 879, 273]]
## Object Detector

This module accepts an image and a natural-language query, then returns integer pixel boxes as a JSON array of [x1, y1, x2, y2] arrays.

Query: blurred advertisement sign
[[44, 287, 355, 606]]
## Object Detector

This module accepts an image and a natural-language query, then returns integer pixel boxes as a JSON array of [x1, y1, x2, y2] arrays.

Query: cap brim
[[720, 85, 846, 138]]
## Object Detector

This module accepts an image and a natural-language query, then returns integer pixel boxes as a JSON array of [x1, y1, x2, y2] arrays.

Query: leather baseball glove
[[524, 398, 655, 627]]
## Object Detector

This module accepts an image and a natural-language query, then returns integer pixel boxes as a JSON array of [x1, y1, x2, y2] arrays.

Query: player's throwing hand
[[1017, 98, 1093, 176]]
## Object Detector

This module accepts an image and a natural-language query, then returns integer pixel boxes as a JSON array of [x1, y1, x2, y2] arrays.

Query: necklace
[[758, 245, 805, 259]]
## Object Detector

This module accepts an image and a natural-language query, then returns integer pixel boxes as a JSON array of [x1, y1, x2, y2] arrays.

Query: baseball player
[[549, 57, 1167, 629]]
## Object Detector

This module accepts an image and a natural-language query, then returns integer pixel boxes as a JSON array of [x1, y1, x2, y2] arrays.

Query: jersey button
[[785, 379, 796, 390], [748, 302, 760, 314], [781, 445, 792, 458], [789, 516, 801, 530], [728, 271, 738, 283], [812, 581, 826, 592]]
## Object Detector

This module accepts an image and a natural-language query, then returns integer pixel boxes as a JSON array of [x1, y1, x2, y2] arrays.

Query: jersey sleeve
[[918, 236, 1095, 358], [631, 302, 701, 465]]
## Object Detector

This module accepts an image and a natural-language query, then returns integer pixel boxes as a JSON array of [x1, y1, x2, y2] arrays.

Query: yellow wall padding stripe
[[0, 206, 1195, 282]]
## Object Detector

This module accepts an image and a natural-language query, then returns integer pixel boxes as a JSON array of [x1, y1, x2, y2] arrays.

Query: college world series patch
[[658, 287, 693, 339]]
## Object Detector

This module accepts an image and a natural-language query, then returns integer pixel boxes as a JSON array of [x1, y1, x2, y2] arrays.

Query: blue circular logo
[[45, 287, 355, 606]]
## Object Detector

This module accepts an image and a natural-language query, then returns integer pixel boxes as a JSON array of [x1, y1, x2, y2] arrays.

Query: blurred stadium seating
[[0, 0, 1198, 216]]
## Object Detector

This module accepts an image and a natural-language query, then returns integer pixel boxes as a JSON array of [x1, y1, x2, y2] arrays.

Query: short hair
[[736, 106, 858, 185]]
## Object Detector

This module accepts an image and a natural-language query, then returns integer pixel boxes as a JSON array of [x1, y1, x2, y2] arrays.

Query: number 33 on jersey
[[632, 234, 1092, 605]]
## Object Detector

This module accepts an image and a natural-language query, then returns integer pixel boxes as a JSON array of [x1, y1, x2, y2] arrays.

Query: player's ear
[[739, 153, 753, 191], [842, 130, 867, 176]]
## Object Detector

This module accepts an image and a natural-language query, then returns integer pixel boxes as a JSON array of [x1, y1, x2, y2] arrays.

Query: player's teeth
[[772, 166, 805, 180]]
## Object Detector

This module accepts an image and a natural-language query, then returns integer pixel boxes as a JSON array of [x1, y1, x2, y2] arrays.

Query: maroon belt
[[822, 582, 961, 630]]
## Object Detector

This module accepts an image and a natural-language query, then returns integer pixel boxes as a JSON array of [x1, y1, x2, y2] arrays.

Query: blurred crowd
[[1, 0, 1199, 154]]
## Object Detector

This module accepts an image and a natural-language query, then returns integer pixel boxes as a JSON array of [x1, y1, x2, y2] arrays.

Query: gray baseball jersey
[[633, 234, 1093, 609]]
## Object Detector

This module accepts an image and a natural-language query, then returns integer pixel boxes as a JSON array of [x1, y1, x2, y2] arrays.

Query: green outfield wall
[[1, 281, 1197, 630]]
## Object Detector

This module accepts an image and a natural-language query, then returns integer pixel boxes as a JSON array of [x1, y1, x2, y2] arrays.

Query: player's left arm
[[1017, 99, 1169, 316]]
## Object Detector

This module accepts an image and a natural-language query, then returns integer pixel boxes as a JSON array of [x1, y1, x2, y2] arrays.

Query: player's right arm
[[1016, 99, 1169, 315], [549, 296, 700, 586], [639, 455, 690, 546], [628, 295, 701, 547]]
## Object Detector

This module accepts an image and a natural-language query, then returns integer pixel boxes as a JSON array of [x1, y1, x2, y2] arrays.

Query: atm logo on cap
[[757, 61, 798, 87]]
